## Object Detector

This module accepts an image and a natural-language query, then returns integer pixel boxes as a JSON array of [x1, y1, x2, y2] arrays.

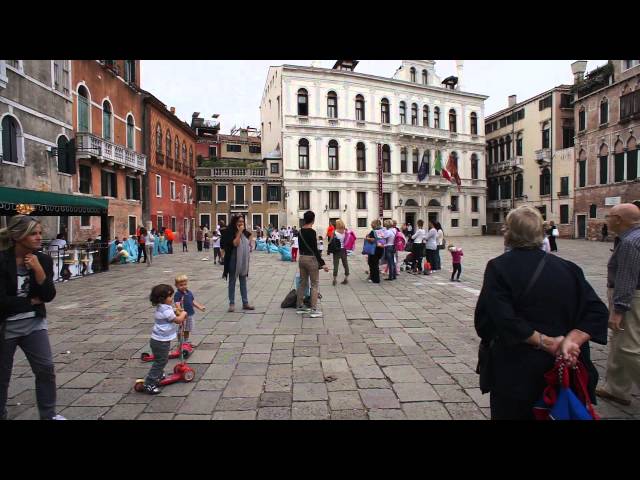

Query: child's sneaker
[[143, 383, 162, 395], [309, 309, 323, 318], [296, 306, 311, 314], [51, 414, 67, 420]]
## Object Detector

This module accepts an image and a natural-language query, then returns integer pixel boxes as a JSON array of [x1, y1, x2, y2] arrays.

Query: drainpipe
[[550, 93, 554, 219], [141, 97, 149, 228]]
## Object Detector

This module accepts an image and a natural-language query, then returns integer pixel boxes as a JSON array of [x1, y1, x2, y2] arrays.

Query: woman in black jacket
[[475, 206, 608, 420], [0, 215, 64, 420], [221, 215, 254, 312]]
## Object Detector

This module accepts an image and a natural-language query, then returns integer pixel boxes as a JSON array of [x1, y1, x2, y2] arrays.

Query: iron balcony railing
[[76, 132, 146, 173]]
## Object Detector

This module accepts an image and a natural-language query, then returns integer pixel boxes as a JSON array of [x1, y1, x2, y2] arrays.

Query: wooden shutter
[[66, 138, 76, 174], [101, 171, 108, 196], [111, 173, 117, 197], [126, 177, 131, 199]]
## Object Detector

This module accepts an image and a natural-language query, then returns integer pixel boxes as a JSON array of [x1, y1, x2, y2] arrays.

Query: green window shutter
[[627, 150, 638, 180], [66, 138, 76, 174]]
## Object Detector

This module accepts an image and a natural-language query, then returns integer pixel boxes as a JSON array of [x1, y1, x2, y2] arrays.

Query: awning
[[0, 186, 108, 216]]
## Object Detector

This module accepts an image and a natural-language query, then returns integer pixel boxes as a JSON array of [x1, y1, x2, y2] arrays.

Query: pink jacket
[[343, 229, 357, 251], [450, 248, 464, 264]]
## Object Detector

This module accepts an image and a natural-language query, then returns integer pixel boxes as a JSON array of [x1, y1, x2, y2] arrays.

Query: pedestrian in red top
[[448, 244, 463, 282]]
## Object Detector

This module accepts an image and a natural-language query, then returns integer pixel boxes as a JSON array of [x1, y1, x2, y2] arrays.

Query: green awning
[[0, 186, 108, 216]]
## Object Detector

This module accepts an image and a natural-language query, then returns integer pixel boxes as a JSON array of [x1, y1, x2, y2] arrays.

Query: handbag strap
[[519, 253, 548, 303]]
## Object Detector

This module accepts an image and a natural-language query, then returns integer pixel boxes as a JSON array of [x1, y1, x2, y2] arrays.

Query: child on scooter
[[174, 274, 205, 343], [143, 284, 187, 394]]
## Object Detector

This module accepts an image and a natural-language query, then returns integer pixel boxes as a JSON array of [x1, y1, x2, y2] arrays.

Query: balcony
[[488, 199, 512, 209], [199, 168, 267, 179], [535, 148, 551, 164], [488, 156, 524, 174], [396, 123, 450, 141], [76, 132, 146, 173]]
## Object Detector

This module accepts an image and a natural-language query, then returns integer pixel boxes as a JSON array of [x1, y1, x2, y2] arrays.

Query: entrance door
[[108, 216, 115, 240], [58, 215, 69, 240], [428, 212, 438, 225], [577, 215, 586, 239], [405, 212, 416, 228], [183, 218, 189, 240]]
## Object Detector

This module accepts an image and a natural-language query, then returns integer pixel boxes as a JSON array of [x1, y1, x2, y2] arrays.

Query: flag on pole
[[417, 152, 428, 181], [436, 150, 452, 181], [446, 152, 462, 192]]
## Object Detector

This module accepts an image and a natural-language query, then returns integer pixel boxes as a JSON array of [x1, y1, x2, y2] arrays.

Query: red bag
[[424, 261, 431, 272]]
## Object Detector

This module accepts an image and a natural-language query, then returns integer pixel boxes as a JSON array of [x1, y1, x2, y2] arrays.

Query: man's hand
[[30, 297, 43, 305], [608, 311, 624, 331], [323, 266, 329, 272]]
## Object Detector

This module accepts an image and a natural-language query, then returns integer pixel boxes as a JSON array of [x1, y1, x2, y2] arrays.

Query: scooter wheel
[[182, 350, 191, 359], [134, 380, 145, 393], [141, 352, 151, 361], [183, 369, 195, 382]]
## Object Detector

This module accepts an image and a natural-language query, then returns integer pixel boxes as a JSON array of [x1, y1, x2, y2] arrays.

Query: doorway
[[183, 218, 189, 239], [405, 212, 416, 228], [58, 215, 70, 240], [428, 212, 439, 226], [577, 215, 586, 239], [108, 216, 115, 240]]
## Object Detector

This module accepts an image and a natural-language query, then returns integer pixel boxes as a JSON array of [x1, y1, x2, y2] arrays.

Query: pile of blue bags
[[267, 243, 279, 254], [279, 246, 292, 261], [256, 239, 267, 251]]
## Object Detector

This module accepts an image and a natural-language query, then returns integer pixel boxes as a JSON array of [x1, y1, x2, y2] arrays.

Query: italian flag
[[435, 150, 451, 181]]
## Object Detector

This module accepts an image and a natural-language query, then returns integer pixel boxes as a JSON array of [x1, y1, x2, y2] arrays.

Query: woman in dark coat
[[0, 215, 64, 420], [475, 206, 608, 420], [546, 221, 558, 252], [221, 215, 253, 312]]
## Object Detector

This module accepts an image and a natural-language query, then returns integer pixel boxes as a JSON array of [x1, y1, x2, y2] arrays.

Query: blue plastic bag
[[256, 240, 267, 251], [268, 243, 280, 254], [279, 246, 292, 261], [362, 240, 376, 255]]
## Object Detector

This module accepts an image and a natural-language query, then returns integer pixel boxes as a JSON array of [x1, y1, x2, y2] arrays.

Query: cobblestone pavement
[[6, 236, 639, 420]]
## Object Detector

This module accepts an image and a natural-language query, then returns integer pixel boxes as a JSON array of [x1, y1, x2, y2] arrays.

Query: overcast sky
[[140, 60, 607, 135]]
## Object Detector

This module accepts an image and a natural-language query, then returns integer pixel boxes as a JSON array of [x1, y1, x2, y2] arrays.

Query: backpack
[[394, 230, 407, 252], [281, 289, 297, 308]]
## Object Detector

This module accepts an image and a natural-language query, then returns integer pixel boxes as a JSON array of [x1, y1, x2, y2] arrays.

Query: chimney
[[170, 107, 176, 115], [455, 60, 464, 90], [508, 95, 517, 107], [571, 60, 588, 84]]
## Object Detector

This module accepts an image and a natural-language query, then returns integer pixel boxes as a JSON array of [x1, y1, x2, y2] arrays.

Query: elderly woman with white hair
[[474, 206, 608, 420], [0, 215, 65, 420]]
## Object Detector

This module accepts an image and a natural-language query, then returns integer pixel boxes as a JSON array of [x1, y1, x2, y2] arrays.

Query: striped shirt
[[608, 225, 640, 313]]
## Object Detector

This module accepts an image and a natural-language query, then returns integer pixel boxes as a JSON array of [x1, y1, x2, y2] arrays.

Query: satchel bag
[[298, 231, 325, 269], [362, 239, 376, 256], [327, 236, 341, 255]]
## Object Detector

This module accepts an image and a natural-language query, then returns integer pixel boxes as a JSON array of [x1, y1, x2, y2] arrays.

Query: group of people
[[196, 224, 224, 264]]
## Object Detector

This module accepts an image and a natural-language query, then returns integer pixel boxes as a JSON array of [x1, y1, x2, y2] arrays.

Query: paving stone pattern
[[6, 236, 639, 420]]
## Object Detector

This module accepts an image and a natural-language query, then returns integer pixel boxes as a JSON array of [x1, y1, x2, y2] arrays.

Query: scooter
[[134, 323, 195, 393], [139, 301, 194, 361]]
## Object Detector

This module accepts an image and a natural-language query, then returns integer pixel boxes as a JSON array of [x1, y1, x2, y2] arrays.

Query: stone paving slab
[[9, 236, 636, 420]]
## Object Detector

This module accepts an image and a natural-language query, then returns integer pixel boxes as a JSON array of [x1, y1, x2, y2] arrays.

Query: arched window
[[327, 91, 338, 118], [422, 69, 428, 85], [399, 101, 407, 124], [405, 199, 418, 207], [428, 199, 441, 207], [57, 135, 74, 174], [449, 108, 457, 132], [182, 141, 187, 162], [400, 147, 407, 173], [412, 149, 419, 173], [434, 107, 440, 129], [471, 153, 479, 180], [578, 106, 586, 131], [77, 85, 90, 132], [501, 176, 511, 199], [124, 60, 136, 84], [1, 115, 22, 164], [382, 144, 391, 173], [515, 173, 523, 198], [189, 146, 194, 167], [380, 98, 390, 124], [542, 122, 550, 149], [155, 123, 162, 153], [356, 142, 366, 172], [470, 112, 478, 135], [410, 67, 416, 82], [297, 89, 308, 116], [411, 103, 418, 126], [627, 136, 638, 180], [126, 115, 135, 149], [599, 143, 609, 185], [422, 150, 431, 175], [355, 94, 365, 121], [578, 148, 587, 187], [614, 139, 625, 182], [328, 140, 339, 170], [499, 138, 505, 162], [174, 135, 179, 162], [600, 98, 609, 125], [516, 133, 523, 156], [423, 105, 429, 127], [166, 130, 172, 158], [505, 135, 512, 160], [102, 100, 112, 140], [540, 167, 551, 195], [298, 138, 309, 169]]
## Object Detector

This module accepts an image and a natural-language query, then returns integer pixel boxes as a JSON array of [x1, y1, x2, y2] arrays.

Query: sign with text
[[377, 144, 383, 218]]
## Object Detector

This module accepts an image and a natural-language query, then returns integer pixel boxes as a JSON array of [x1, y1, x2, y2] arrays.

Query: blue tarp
[[256, 239, 267, 251], [268, 243, 279, 254], [158, 237, 169, 254], [279, 246, 292, 261]]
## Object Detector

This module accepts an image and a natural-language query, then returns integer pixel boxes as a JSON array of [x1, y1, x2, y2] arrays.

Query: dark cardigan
[[221, 227, 251, 280]]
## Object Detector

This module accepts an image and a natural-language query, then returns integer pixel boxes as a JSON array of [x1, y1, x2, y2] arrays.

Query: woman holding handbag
[[365, 220, 384, 284], [330, 219, 351, 286], [433, 222, 445, 271], [547, 221, 559, 252], [474, 206, 608, 420], [296, 211, 329, 318]]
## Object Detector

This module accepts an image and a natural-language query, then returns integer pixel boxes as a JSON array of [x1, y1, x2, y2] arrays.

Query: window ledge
[[1, 160, 25, 168], [57, 172, 73, 177], [599, 122, 609, 129]]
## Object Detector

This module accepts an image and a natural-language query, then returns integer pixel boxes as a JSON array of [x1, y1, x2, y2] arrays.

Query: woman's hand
[[30, 297, 43, 305], [24, 254, 43, 273], [542, 335, 565, 357], [323, 265, 329, 272], [559, 337, 581, 366]]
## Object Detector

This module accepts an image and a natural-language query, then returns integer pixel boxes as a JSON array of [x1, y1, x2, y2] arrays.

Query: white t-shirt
[[334, 230, 346, 248], [213, 235, 221, 248], [412, 228, 427, 244], [291, 237, 299, 248], [542, 237, 551, 253], [48, 238, 66, 251], [151, 304, 177, 342], [318, 240, 324, 251], [146, 233, 155, 245], [436, 229, 445, 246]]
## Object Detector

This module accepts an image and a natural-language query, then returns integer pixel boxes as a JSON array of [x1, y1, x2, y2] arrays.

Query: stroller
[[402, 252, 417, 272]]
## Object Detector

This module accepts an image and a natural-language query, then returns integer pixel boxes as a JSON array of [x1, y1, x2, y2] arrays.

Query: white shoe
[[51, 414, 67, 420], [309, 309, 323, 318]]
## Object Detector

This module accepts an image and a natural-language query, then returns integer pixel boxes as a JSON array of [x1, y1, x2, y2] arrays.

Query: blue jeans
[[229, 274, 249, 305], [385, 246, 397, 279]]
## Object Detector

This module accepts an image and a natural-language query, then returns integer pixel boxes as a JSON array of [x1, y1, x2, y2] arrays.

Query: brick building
[[195, 128, 284, 230], [572, 60, 640, 240], [142, 92, 196, 239], [191, 112, 220, 167], [71, 60, 146, 242]]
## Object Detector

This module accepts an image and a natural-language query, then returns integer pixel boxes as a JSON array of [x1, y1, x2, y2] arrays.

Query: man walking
[[596, 203, 640, 406]]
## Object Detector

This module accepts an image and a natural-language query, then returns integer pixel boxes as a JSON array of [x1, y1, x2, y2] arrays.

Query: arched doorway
[[404, 199, 419, 227], [427, 199, 442, 225]]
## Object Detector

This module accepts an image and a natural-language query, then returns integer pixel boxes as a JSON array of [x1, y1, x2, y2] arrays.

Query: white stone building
[[260, 60, 488, 237]]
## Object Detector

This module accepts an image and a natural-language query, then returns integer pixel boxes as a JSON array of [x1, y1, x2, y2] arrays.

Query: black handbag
[[327, 236, 341, 255]]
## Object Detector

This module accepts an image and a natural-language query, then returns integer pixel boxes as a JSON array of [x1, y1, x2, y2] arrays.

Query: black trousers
[[413, 243, 425, 271], [182, 241, 188, 252], [490, 391, 535, 420], [451, 263, 462, 280], [137, 243, 147, 262], [367, 247, 384, 283], [197, 241, 203, 251]]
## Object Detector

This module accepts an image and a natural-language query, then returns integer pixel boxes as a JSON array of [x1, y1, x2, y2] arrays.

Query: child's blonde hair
[[175, 274, 188, 285]]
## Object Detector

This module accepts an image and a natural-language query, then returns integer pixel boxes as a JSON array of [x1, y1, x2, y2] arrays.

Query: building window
[[155, 123, 162, 153], [434, 107, 440, 129], [623, 60, 640, 70], [297, 88, 308, 116], [501, 176, 512, 199], [249, 145, 261, 154], [505, 135, 512, 160], [628, 138, 638, 180], [225, 144, 241, 153], [102, 101, 113, 140], [382, 192, 391, 211], [499, 138, 505, 162], [170, 181, 176, 200], [298, 138, 309, 170], [400, 148, 407, 173], [81, 215, 91, 227], [471, 196, 479, 213], [539, 96, 552, 110], [578, 160, 586, 188], [126, 176, 140, 200], [188, 187, 193, 204], [128, 216, 137, 236], [182, 142, 187, 162], [542, 123, 550, 149], [56, 135, 75, 174], [399, 101, 406, 124], [515, 173, 523, 198], [423, 105, 429, 127], [600, 98, 608, 125], [252, 214, 262, 229], [589, 204, 597, 218], [422, 150, 431, 175], [166, 130, 171, 158], [615, 152, 625, 182], [487, 142, 493, 164], [155, 175, 162, 197], [412, 149, 419, 174], [101, 171, 117, 198], [382, 144, 391, 173], [470, 112, 478, 135], [561, 94, 573, 108], [357, 218, 367, 228], [79, 165, 92, 194], [77, 86, 90, 132], [217, 185, 227, 202], [267, 185, 281, 201], [327, 91, 338, 118], [562, 128, 574, 149], [208, 145, 217, 159], [182, 184, 187, 203], [328, 140, 339, 170], [449, 109, 457, 132], [411, 103, 418, 125], [355, 94, 365, 121], [578, 108, 586, 131], [234, 185, 245, 205], [357, 192, 367, 210], [450, 196, 459, 212], [126, 115, 135, 150], [269, 214, 279, 230], [329, 191, 339, 210], [53, 60, 70, 95], [197, 185, 212, 202], [560, 176, 569, 196], [410, 67, 416, 82], [599, 152, 608, 185], [451, 219, 459, 228], [540, 168, 551, 195], [560, 205, 569, 224], [620, 91, 640, 121], [270, 163, 279, 174], [472, 219, 479, 227], [157, 215, 164, 230], [124, 60, 136, 84], [422, 69, 428, 85], [189, 146, 193, 166], [299, 191, 310, 210], [252, 185, 262, 202], [537, 205, 547, 220], [492, 212, 500, 223], [171, 217, 177, 233], [471, 153, 479, 179], [381, 98, 390, 124], [356, 142, 366, 171], [174, 136, 179, 160]]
